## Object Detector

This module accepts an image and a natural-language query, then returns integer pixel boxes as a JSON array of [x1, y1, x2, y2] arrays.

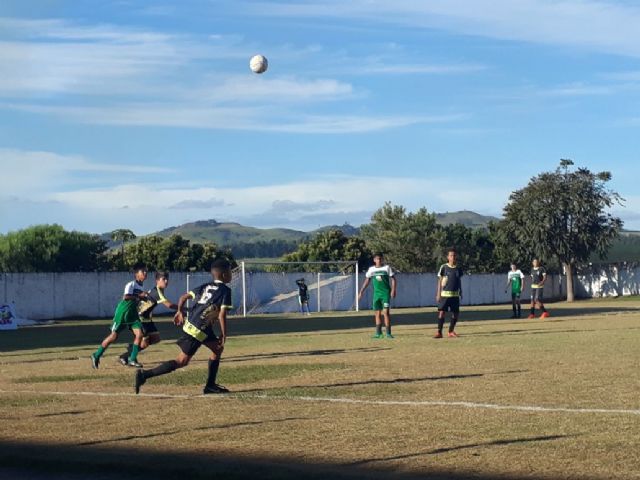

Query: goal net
[[187, 261, 359, 317]]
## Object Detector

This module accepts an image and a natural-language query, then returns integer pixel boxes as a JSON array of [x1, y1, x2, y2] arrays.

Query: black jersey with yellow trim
[[187, 280, 233, 330], [438, 264, 464, 296], [138, 286, 169, 321], [531, 267, 547, 288]]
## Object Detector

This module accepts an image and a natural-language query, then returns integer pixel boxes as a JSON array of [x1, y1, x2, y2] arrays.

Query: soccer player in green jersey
[[529, 258, 550, 319], [358, 253, 397, 339], [91, 263, 149, 369], [117, 271, 178, 366], [505, 263, 525, 318], [435, 248, 464, 338]]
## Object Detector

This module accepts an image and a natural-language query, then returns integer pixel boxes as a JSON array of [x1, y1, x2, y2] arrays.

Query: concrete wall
[[1, 267, 636, 320]]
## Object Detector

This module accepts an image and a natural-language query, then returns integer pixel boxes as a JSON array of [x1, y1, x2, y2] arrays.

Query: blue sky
[[1, 0, 639, 234]]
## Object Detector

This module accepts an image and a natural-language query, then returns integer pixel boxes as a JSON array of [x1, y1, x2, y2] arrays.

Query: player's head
[[211, 258, 232, 283], [155, 271, 169, 287], [133, 263, 147, 281], [532, 258, 539, 267], [510, 263, 517, 271], [297, 278, 305, 284], [373, 252, 384, 267], [447, 248, 457, 264]]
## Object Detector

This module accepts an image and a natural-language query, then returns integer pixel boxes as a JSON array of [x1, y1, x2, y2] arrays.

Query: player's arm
[[174, 292, 194, 325], [358, 278, 371, 300], [539, 271, 547, 286], [157, 289, 178, 310], [123, 283, 148, 301], [218, 307, 228, 345], [391, 276, 397, 298], [436, 267, 443, 301]]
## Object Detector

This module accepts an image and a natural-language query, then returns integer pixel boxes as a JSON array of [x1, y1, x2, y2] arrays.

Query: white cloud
[[246, 0, 640, 58]]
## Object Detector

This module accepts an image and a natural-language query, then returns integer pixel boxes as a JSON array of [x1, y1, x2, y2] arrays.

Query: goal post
[[187, 260, 359, 317]]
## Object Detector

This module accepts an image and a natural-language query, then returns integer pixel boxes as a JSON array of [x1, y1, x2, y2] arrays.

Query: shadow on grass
[[0, 438, 588, 480], [346, 434, 578, 466], [216, 346, 392, 364], [0, 303, 637, 352]]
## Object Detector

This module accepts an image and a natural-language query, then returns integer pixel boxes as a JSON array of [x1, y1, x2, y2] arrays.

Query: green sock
[[129, 344, 140, 362], [94, 345, 106, 359]]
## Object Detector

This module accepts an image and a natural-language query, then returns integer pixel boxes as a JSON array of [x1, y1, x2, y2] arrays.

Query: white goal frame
[[187, 260, 359, 317]]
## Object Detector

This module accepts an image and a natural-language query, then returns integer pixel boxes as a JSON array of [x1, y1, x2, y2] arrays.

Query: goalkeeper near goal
[[358, 253, 397, 339]]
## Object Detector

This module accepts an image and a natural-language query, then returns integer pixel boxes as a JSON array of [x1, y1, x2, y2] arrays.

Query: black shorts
[[511, 292, 521, 301], [438, 297, 460, 314], [141, 321, 159, 337], [531, 288, 544, 303], [177, 327, 218, 357]]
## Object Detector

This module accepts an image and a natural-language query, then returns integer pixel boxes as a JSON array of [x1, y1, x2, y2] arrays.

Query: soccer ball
[[249, 54, 268, 74]]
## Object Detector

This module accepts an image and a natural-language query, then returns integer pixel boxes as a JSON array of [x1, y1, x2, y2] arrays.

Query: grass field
[[1, 299, 639, 479]]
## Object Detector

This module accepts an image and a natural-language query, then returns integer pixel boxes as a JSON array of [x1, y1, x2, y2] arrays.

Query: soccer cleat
[[371, 333, 384, 339], [385, 333, 395, 339], [527, 314, 535, 319], [540, 312, 550, 319], [433, 332, 443, 339], [448, 331, 459, 338], [134, 369, 146, 394], [118, 353, 128, 366], [91, 354, 100, 369], [127, 359, 143, 368], [203, 384, 230, 395]]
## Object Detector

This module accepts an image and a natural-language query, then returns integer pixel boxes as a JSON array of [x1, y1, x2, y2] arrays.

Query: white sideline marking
[[1, 389, 639, 416]]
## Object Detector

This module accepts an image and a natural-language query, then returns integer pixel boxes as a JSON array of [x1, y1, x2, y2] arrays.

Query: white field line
[[1, 389, 640, 416]]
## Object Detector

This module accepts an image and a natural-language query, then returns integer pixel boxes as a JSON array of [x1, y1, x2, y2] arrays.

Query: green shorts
[[110, 301, 143, 333], [372, 295, 391, 311]]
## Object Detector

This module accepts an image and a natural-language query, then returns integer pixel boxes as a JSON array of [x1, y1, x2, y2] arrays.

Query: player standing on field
[[118, 271, 178, 365], [135, 259, 233, 395], [91, 263, 148, 369], [296, 278, 311, 315], [529, 258, 550, 319], [435, 248, 463, 338], [506, 263, 525, 318], [358, 253, 397, 339]]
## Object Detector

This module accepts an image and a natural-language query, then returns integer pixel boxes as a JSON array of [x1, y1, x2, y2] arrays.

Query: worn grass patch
[[13, 374, 101, 384]]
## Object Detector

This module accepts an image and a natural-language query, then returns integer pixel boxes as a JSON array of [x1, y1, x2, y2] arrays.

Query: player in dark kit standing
[[529, 258, 550, 319], [296, 278, 311, 315], [118, 271, 178, 365], [434, 248, 464, 338], [135, 259, 233, 394]]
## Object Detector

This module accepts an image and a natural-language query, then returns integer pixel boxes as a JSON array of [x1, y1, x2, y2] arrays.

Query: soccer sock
[[385, 325, 391, 336], [206, 358, 221, 387], [512, 304, 517, 315], [94, 345, 106, 359], [437, 316, 445, 334], [129, 344, 140, 362], [540, 305, 547, 313], [530, 307, 535, 315], [375, 324, 382, 335], [517, 305, 521, 316], [449, 317, 458, 332], [143, 360, 178, 379]]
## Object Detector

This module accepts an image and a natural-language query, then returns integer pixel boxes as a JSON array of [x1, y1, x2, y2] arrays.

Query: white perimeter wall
[[1, 266, 638, 320]]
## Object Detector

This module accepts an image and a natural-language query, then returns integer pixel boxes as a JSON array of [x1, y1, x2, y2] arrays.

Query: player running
[[529, 258, 550, 319], [358, 253, 397, 339], [135, 259, 233, 395], [91, 263, 148, 369], [117, 271, 178, 366], [506, 263, 525, 318], [435, 248, 464, 338], [296, 278, 311, 315]]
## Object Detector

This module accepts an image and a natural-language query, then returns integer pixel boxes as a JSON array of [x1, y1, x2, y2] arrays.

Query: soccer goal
[[186, 261, 360, 317]]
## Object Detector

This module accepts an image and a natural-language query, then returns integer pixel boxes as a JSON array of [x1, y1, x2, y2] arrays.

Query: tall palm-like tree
[[110, 229, 136, 270]]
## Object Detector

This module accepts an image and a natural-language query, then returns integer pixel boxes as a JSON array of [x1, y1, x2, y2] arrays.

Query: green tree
[[0, 224, 107, 272], [360, 202, 442, 272], [110, 229, 136, 270], [498, 159, 623, 301]]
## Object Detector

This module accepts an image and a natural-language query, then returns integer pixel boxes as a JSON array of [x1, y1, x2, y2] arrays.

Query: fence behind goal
[[186, 261, 359, 317]]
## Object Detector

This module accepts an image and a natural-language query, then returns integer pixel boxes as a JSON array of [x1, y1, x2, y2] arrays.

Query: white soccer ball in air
[[249, 54, 268, 74]]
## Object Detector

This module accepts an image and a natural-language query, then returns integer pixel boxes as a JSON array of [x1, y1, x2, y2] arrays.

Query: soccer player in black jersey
[[135, 259, 233, 395], [296, 278, 311, 315], [528, 258, 550, 319], [118, 271, 178, 366], [434, 248, 464, 338]]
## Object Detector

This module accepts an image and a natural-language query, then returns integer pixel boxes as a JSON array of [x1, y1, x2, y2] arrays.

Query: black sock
[[530, 307, 535, 315], [206, 358, 221, 387], [541, 305, 547, 313], [144, 360, 178, 380], [512, 304, 517, 315], [375, 324, 382, 335], [437, 316, 445, 334], [517, 305, 521, 316], [449, 316, 458, 332], [385, 325, 391, 335]]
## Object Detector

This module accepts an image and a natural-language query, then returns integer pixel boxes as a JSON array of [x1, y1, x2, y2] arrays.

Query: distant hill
[[435, 210, 499, 228]]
